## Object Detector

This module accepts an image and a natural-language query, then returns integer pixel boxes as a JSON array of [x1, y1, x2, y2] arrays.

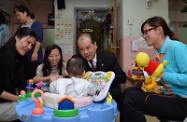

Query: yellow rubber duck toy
[[135, 52, 168, 93]]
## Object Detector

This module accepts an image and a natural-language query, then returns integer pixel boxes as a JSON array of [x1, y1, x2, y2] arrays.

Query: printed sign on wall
[[56, 19, 73, 40]]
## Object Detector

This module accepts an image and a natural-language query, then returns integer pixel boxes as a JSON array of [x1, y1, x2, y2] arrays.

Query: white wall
[[54, 0, 112, 61], [117, 0, 169, 39], [117, 0, 169, 71], [54, 0, 169, 47], [54, 0, 112, 44], [53, 0, 169, 63]]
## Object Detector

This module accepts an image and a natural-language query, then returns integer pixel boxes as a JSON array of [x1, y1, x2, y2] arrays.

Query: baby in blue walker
[[44, 57, 115, 108], [16, 57, 117, 122]]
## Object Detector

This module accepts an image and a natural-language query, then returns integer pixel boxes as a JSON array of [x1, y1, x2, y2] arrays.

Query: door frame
[[110, 0, 118, 55], [74, 7, 110, 54]]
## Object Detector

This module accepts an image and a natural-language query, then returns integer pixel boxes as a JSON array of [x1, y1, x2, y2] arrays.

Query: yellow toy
[[106, 92, 112, 104], [135, 52, 168, 93]]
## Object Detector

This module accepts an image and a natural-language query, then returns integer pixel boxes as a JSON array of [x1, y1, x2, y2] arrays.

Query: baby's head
[[66, 57, 85, 78]]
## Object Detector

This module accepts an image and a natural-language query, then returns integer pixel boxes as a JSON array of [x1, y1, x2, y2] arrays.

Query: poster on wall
[[56, 19, 73, 40]]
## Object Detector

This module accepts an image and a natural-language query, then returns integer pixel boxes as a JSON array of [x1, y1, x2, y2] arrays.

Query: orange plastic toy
[[31, 89, 44, 114]]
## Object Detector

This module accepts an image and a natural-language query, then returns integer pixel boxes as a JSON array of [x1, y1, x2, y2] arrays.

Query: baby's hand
[[50, 75, 63, 81], [58, 75, 63, 78]]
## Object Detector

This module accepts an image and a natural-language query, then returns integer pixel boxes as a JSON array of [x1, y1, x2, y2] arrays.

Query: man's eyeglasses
[[143, 27, 156, 35]]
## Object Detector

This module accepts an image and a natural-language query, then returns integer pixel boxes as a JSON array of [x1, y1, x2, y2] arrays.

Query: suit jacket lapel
[[96, 50, 104, 70], [83, 58, 92, 71]]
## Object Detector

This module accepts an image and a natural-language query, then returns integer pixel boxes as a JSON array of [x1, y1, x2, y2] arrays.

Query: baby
[[49, 57, 96, 97]]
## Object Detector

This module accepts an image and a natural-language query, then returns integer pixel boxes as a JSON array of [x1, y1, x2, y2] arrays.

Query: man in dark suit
[[73, 33, 126, 117]]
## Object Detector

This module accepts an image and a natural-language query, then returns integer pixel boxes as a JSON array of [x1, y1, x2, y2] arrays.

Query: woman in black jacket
[[0, 27, 36, 121]]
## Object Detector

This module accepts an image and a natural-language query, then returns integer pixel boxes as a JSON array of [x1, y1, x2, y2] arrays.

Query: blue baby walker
[[16, 71, 118, 122]]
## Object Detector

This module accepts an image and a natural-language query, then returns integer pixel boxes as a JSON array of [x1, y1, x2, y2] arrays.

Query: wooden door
[[109, 0, 118, 55]]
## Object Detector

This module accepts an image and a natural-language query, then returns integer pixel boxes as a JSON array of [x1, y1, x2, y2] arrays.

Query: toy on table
[[135, 52, 167, 93], [54, 96, 78, 118], [17, 93, 117, 122], [16, 96, 117, 122], [35, 81, 50, 92], [16, 72, 118, 122], [106, 92, 112, 104], [26, 79, 41, 98], [84, 71, 115, 102], [26, 79, 34, 98], [31, 89, 44, 114], [19, 90, 27, 101]]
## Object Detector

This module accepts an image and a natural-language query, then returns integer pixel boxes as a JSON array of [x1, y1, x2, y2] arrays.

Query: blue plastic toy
[[35, 81, 50, 92], [16, 95, 118, 122], [16, 71, 118, 122], [58, 96, 74, 110]]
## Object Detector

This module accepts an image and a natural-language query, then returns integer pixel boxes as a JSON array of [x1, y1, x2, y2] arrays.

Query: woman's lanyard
[[155, 41, 173, 94], [155, 41, 172, 62]]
